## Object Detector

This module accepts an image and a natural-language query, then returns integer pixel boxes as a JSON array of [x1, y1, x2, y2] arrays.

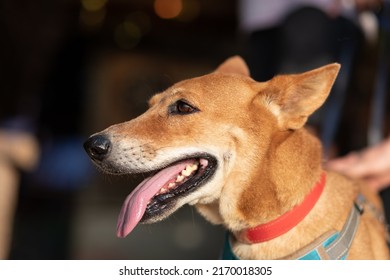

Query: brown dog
[[84, 56, 389, 259]]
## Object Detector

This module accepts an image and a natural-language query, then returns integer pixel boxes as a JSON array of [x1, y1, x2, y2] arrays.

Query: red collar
[[238, 172, 326, 244]]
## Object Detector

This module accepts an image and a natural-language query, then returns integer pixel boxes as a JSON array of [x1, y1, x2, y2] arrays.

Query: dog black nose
[[84, 134, 111, 161]]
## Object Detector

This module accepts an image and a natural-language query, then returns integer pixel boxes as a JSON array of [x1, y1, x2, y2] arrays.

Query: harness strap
[[280, 230, 338, 260], [283, 202, 361, 260], [222, 200, 363, 260], [323, 203, 361, 259]]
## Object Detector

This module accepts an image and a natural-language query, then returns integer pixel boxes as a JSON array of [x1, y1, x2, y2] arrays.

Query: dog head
[[84, 56, 340, 237]]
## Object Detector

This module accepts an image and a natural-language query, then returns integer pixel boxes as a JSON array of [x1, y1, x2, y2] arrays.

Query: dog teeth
[[156, 162, 200, 197], [178, 162, 199, 180], [181, 168, 192, 177], [176, 175, 185, 183], [181, 163, 199, 176], [160, 187, 168, 194]]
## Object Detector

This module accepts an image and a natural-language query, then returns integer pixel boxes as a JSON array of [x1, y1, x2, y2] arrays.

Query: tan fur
[[89, 56, 389, 259]]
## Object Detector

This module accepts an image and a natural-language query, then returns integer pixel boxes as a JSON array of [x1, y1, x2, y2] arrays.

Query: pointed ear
[[260, 63, 340, 130], [215, 56, 250, 76]]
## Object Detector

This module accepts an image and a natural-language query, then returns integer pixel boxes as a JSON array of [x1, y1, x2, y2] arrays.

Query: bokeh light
[[80, 8, 106, 30], [81, 0, 108, 12], [79, 0, 108, 30], [125, 11, 152, 36], [114, 22, 142, 50], [154, 0, 183, 20]]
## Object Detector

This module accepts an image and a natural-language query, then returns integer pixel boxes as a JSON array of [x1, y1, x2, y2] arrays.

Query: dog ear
[[215, 56, 250, 76], [261, 63, 340, 130]]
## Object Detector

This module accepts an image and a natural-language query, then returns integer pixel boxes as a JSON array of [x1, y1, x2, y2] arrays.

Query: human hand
[[326, 137, 390, 192]]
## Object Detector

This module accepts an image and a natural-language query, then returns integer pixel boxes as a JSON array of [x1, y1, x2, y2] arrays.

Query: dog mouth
[[116, 155, 217, 238]]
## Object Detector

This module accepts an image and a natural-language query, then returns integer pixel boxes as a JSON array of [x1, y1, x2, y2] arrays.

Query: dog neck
[[230, 129, 324, 232], [236, 171, 326, 243]]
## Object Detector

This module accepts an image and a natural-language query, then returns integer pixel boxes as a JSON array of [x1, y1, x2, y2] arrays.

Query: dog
[[84, 56, 390, 259]]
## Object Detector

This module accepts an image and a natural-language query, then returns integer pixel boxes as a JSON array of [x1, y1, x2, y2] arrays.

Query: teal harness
[[222, 201, 364, 260]]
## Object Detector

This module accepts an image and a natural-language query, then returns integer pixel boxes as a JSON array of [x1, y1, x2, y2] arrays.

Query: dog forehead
[[148, 72, 260, 108], [174, 72, 256, 98]]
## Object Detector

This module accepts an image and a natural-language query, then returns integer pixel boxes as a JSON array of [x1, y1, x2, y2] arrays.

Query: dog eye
[[169, 100, 199, 115]]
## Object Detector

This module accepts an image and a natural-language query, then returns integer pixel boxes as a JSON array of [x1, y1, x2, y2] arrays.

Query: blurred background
[[0, 0, 389, 259]]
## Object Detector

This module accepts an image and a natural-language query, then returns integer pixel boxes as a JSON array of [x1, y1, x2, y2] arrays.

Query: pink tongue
[[116, 160, 195, 238]]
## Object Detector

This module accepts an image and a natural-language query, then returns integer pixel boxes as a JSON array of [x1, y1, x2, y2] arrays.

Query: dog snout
[[84, 134, 112, 161]]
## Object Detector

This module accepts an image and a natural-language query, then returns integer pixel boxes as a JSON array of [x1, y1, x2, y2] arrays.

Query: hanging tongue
[[116, 160, 195, 238]]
